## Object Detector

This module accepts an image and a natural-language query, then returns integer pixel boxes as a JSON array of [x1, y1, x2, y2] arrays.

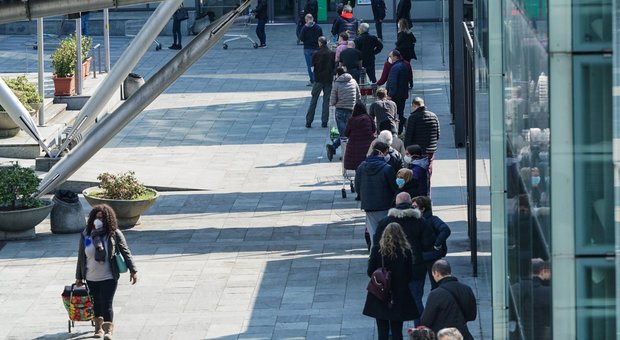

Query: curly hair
[[379, 222, 411, 259], [409, 326, 437, 340], [86, 204, 119, 234]]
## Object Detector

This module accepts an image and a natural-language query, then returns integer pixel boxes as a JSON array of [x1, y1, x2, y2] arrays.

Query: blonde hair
[[379, 223, 412, 259], [398, 19, 410, 33], [397, 168, 413, 183]]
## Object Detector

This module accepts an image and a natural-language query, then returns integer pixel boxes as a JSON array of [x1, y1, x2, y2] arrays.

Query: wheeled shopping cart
[[222, 9, 258, 49], [62, 284, 95, 333]]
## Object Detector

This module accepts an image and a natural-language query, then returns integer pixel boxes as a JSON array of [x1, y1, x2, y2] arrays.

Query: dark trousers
[[364, 63, 377, 83], [172, 19, 182, 45], [393, 97, 406, 134], [256, 19, 267, 45], [375, 20, 383, 41], [306, 82, 332, 125], [87, 279, 118, 322], [376, 319, 404, 340]]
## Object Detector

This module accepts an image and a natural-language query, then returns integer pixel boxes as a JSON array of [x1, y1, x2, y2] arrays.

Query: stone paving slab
[[0, 22, 490, 339]]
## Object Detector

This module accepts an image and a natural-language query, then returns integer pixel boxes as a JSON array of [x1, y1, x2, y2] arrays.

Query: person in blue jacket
[[386, 49, 411, 134]]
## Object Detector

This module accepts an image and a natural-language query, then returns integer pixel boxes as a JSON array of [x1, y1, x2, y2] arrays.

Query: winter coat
[[330, 73, 361, 111], [421, 209, 451, 260], [299, 22, 323, 50], [354, 32, 383, 68], [396, 31, 417, 61], [420, 276, 477, 340], [344, 114, 376, 170], [303, 0, 318, 20], [367, 143, 403, 172], [363, 247, 419, 321], [312, 46, 336, 83], [335, 41, 349, 63], [386, 60, 410, 100], [369, 99, 398, 133], [355, 155, 397, 211], [404, 106, 440, 153], [254, 0, 268, 20], [405, 156, 430, 197], [76, 229, 137, 282], [339, 48, 363, 83], [392, 135, 406, 155], [331, 13, 360, 40], [396, 0, 411, 23], [376, 59, 413, 87], [370, 0, 386, 20]]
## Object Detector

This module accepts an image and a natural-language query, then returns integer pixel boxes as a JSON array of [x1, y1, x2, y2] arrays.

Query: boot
[[94, 316, 104, 338], [102, 322, 114, 340]]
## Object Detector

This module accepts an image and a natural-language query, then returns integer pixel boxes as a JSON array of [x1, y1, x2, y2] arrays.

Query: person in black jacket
[[386, 50, 410, 134], [412, 195, 451, 289], [375, 192, 435, 326], [363, 222, 420, 340], [331, 5, 359, 40], [339, 40, 363, 83], [370, 0, 386, 40], [299, 14, 323, 85], [404, 97, 439, 177], [306, 36, 336, 128], [420, 260, 477, 340], [354, 23, 383, 83], [355, 142, 398, 248], [396, 0, 411, 30], [254, 0, 268, 47]]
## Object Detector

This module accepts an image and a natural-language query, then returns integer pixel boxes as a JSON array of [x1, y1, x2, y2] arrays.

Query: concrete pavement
[[0, 21, 491, 339]]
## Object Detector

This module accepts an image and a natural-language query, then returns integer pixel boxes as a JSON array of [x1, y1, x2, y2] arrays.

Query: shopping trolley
[[222, 9, 259, 49], [328, 107, 356, 199], [359, 67, 377, 106], [61, 284, 95, 333]]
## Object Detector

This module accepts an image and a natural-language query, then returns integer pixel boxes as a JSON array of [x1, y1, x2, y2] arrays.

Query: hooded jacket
[[422, 209, 451, 260], [404, 156, 430, 197], [355, 155, 397, 211], [330, 73, 361, 111]]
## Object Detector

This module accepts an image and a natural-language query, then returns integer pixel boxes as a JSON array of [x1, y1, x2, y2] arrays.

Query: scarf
[[90, 228, 108, 263]]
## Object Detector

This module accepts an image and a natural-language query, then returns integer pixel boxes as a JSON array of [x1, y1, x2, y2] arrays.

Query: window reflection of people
[[510, 259, 550, 340]]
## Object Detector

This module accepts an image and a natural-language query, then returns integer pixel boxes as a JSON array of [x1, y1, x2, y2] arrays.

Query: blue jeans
[[256, 19, 267, 45], [409, 279, 425, 326], [303, 49, 316, 82], [332, 108, 351, 149]]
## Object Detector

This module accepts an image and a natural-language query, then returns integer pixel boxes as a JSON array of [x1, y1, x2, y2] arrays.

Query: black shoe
[[258, 44, 267, 48], [168, 44, 177, 49], [321, 123, 328, 128], [305, 123, 311, 128], [326, 144, 335, 161]]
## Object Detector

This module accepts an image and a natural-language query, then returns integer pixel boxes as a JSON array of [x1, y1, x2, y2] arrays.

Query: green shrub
[[0, 163, 42, 210], [51, 35, 92, 77], [0, 76, 43, 112], [96, 171, 149, 200]]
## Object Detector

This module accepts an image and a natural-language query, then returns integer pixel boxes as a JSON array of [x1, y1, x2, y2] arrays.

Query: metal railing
[[91, 43, 101, 78]]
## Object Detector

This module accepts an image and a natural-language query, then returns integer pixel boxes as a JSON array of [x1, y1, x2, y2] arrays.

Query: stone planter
[[53, 75, 75, 96], [0, 109, 37, 138], [0, 200, 54, 240], [82, 187, 159, 229]]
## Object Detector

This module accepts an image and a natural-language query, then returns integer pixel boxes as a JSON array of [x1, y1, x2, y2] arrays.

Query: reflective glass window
[[572, 0, 612, 51], [576, 259, 615, 339]]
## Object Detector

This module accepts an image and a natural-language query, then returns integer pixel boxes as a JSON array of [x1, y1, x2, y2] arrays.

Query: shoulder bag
[[113, 232, 128, 273], [367, 256, 393, 305]]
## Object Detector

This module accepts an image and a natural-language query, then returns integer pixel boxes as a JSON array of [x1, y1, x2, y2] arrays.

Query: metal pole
[[75, 17, 83, 95], [54, 0, 183, 156], [103, 8, 110, 73], [37, 2, 249, 197], [441, 0, 445, 65], [37, 17, 45, 126]]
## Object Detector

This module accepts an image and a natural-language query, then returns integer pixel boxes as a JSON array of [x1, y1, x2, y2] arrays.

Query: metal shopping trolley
[[222, 9, 258, 49], [328, 107, 356, 199], [359, 67, 377, 107]]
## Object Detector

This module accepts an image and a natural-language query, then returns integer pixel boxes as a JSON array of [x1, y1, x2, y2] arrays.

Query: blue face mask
[[396, 178, 406, 188], [531, 176, 541, 187]]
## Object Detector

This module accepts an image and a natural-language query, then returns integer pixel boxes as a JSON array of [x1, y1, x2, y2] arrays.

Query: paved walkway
[[0, 22, 491, 339]]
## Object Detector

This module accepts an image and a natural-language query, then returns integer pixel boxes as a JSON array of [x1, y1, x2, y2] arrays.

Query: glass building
[[473, 0, 615, 338]]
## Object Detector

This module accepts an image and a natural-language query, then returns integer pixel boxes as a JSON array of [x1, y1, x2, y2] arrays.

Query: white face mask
[[404, 155, 412, 164], [387, 57, 394, 64], [94, 219, 103, 229]]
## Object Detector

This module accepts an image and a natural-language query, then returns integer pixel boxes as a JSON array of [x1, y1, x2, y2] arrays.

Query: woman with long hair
[[75, 204, 138, 339], [395, 19, 417, 62], [363, 222, 420, 340]]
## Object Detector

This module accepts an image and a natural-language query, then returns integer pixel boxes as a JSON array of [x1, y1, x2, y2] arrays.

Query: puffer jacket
[[330, 73, 360, 111], [76, 229, 137, 281], [331, 13, 359, 40], [355, 155, 397, 211], [404, 106, 440, 153]]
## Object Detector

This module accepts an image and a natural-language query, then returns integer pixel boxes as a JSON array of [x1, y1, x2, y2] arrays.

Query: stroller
[[62, 284, 95, 333]]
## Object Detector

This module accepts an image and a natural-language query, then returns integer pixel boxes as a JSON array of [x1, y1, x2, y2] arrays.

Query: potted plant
[[51, 35, 92, 95], [0, 76, 43, 138], [0, 163, 54, 240], [80, 35, 93, 79], [82, 171, 159, 229]]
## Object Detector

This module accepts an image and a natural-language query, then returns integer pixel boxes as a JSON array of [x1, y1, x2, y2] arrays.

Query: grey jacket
[[330, 73, 360, 111], [76, 229, 137, 281]]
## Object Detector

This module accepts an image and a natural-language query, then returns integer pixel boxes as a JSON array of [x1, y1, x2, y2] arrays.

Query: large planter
[[0, 200, 54, 240], [82, 187, 159, 229], [53, 75, 75, 96], [0, 109, 37, 138]]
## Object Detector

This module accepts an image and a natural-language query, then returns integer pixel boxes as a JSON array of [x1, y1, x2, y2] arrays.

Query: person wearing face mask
[[355, 141, 398, 249], [386, 50, 411, 134], [75, 204, 138, 339], [368, 130, 404, 172], [404, 144, 430, 197], [395, 168, 417, 199], [375, 192, 435, 326], [375, 51, 413, 87]]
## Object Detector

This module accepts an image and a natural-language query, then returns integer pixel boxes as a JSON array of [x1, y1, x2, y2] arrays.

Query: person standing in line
[[368, 130, 404, 172], [326, 67, 360, 161], [363, 222, 420, 340], [344, 102, 377, 172], [386, 50, 410, 134], [335, 32, 351, 64], [370, 0, 386, 41], [331, 5, 359, 40], [403, 144, 430, 197], [369, 88, 398, 134], [420, 260, 477, 340], [376, 54, 413, 88], [395, 19, 417, 62], [75, 204, 138, 340], [437, 328, 464, 340], [404, 97, 440, 177], [355, 141, 398, 247], [306, 36, 336, 128], [254, 0, 268, 48], [339, 40, 363, 83], [169, 6, 183, 49], [354, 22, 383, 83], [396, 0, 411, 30], [299, 14, 323, 86]]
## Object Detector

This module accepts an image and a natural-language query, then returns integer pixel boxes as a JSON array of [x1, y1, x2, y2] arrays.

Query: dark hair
[[532, 258, 550, 275], [391, 49, 401, 59], [407, 144, 423, 156], [412, 196, 432, 213], [372, 141, 389, 154], [352, 102, 367, 116], [432, 259, 451, 276], [318, 36, 327, 46], [86, 204, 119, 235], [336, 66, 346, 76], [339, 31, 349, 41], [409, 327, 437, 340], [376, 88, 386, 99]]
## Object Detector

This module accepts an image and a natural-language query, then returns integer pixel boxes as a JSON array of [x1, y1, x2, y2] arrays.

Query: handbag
[[367, 256, 393, 305], [175, 7, 189, 21], [114, 252, 128, 273]]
